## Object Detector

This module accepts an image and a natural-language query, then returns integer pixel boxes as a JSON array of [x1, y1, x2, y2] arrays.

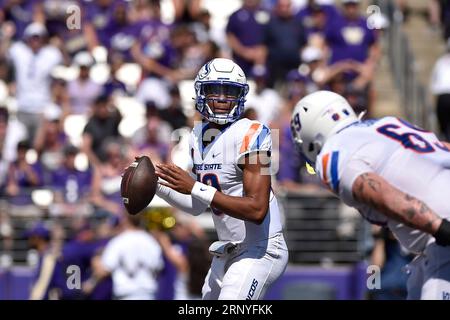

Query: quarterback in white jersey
[[154, 58, 288, 300], [291, 91, 450, 300]]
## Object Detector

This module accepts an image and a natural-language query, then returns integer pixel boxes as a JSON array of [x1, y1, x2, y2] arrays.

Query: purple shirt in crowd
[[226, 7, 269, 75], [9, 161, 44, 205], [325, 14, 377, 65], [276, 124, 301, 183], [61, 236, 113, 300], [31, 249, 65, 299], [82, 0, 119, 47], [1, 0, 38, 39], [51, 167, 93, 203], [157, 241, 189, 300], [297, 4, 339, 39], [136, 19, 175, 74], [103, 21, 141, 62]]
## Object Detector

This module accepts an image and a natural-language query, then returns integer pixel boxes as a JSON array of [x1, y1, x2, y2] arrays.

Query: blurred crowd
[[0, 0, 414, 299], [430, 0, 450, 142]]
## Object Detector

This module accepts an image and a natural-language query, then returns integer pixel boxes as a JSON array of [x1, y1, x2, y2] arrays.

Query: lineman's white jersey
[[316, 116, 450, 253], [189, 118, 283, 244]]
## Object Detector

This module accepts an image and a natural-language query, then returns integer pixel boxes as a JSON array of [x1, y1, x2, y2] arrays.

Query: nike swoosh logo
[[200, 187, 207, 191], [212, 153, 220, 158]]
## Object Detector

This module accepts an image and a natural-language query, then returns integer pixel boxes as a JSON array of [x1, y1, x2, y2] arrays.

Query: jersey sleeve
[[316, 147, 374, 207], [235, 121, 272, 164]]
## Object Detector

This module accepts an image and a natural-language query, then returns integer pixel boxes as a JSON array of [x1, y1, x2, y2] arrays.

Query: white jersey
[[189, 118, 283, 244], [101, 230, 163, 299], [316, 116, 450, 253]]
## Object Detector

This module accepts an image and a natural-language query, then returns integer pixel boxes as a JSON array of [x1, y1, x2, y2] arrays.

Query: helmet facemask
[[195, 80, 249, 125]]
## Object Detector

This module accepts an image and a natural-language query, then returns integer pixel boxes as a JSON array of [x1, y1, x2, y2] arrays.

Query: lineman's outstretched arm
[[352, 172, 450, 245]]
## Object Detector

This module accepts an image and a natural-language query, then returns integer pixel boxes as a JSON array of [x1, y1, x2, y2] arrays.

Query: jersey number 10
[[376, 119, 449, 153], [197, 173, 223, 216]]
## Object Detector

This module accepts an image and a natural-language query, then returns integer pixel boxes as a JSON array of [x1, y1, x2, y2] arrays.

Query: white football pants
[[201, 232, 288, 300]]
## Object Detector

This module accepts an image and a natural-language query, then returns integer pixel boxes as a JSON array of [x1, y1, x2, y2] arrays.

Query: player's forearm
[[211, 191, 268, 224], [388, 192, 441, 234], [353, 173, 442, 234], [156, 183, 207, 216]]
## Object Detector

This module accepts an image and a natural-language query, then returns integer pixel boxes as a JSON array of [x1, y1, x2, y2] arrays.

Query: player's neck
[[208, 122, 226, 130], [202, 121, 231, 148]]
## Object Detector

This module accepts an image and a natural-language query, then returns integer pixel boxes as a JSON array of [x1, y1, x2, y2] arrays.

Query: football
[[121, 156, 158, 215]]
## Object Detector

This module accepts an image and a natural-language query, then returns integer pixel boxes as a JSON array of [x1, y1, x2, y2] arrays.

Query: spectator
[[58, 217, 116, 300], [260, 0, 307, 87], [186, 236, 211, 300], [87, 215, 164, 300], [136, 116, 172, 165], [430, 38, 450, 141], [129, 0, 161, 22], [245, 65, 282, 126], [103, 52, 128, 98], [325, 0, 380, 71], [2, 0, 45, 40], [285, 68, 309, 103], [152, 227, 189, 300], [6, 140, 43, 210], [42, 0, 88, 58], [26, 222, 63, 300], [102, 1, 141, 62], [135, 77, 172, 111], [160, 86, 188, 131], [297, 0, 338, 47], [169, 25, 205, 80], [299, 45, 324, 93], [91, 140, 128, 217], [49, 77, 70, 122], [67, 51, 102, 115], [319, 58, 375, 115], [132, 102, 173, 159], [226, 0, 269, 76], [83, 0, 118, 51], [172, 0, 202, 25], [242, 107, 258, 121], [82, 94, 122, 166], [130, 8, 178, 83], [0, 107, 27, 191], [33, 110, 67, 184], [191, 9, 225, 49], [7, 22, 63, 139], [50, 145, 93, 217], [272, 73, 322, 191], [58, 222, 97, 300], [85, 217, 119, 300]]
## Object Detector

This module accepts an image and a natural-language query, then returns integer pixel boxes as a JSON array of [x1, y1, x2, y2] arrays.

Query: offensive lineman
[[291, 90, 450, 299], [154, 58, 288, 300]]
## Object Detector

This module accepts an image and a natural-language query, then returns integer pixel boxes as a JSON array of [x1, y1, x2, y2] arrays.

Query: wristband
[[434, 219, 450, 246], [191, 181, 217, 206]]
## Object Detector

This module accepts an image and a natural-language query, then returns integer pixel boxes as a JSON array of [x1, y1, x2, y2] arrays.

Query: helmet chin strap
[[204, 102, 240, 124], [357, 111, 366, 121]]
